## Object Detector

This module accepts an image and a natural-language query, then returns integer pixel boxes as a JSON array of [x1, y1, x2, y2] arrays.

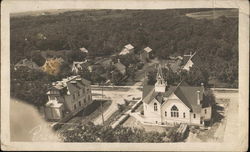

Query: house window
[[73, 94, 76, 100], [193, 114, 196, 118], [171, 105, 179, 118], [165, 111, 167, 117], [183, 112, 186, 118], [82, 88, 85, 94], [205, 109, 207, 114], [79, 101, 81, 106], [154, 103, 157, 111], [78, 91, 80, 97], [74, 104, 77, 110]]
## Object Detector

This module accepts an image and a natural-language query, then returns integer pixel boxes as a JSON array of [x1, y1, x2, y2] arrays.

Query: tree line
[[10, 9, 238, 107]]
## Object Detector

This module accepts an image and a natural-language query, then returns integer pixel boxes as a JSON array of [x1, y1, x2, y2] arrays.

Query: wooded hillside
[[10, 9, 238, 106]]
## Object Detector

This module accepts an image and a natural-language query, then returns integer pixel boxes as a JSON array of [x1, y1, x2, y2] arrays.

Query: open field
[[122, 116, 168, 133], [186, 9, 238, 20]]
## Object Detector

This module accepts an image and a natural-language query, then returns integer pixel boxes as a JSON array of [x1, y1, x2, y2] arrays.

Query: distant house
[[71, 60, 88, 74], [140, 47, 153, 62], [95, 58, 112, 68], [169, 55, 183, 60], [159, 52, 196, 73], [160, 59, 182, 73], [80, 47, 88, 53], [114, 59, 126, 75], [14, 59, 40, 71], [182, 52, 196, 71], [44, 75, 92, 121], [119, 44, 134, 55], [42, 57, 64, 75], [142, 65, 212, 126]]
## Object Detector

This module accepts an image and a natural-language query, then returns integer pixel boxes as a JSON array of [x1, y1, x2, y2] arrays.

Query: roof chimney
[[201, 83, 204, 101], [201, 83, 204, 92], [197, 90, 200, 105]]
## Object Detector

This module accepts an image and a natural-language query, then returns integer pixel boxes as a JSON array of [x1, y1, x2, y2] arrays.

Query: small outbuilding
[[140, 47, 153, 62], [119, 44, 134, 55]]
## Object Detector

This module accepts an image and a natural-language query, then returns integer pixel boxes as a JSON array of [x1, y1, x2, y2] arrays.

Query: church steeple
[[155, 64, 167, 92]]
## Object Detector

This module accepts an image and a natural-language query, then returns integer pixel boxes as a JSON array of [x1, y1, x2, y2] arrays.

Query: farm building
[[140, 47, 153, 62]]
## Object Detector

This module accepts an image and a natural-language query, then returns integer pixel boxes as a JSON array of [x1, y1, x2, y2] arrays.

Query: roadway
[[91, 83, 142, 125], [186, 90, 239, 142]]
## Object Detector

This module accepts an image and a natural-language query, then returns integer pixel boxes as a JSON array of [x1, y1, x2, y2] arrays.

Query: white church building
[[142, 65, 212, 126]]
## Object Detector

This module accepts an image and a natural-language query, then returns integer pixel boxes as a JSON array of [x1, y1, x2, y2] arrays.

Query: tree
[[68, 50, 87, 63], [147, 69, 157, 85], [31, 53, 46, 66], [181, 66, 209, 86], [111, 69, 123, 85], [127, 64, 136, 81]]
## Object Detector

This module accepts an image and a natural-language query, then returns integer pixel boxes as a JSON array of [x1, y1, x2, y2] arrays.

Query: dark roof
[[142, 81, 204, 113], [142, 85, 177, 104], [176, 86, 203, 113], [182, 56, 191, 65], [182, 52, 196, 66], [50, 76, 90, 94], [66, 78, 90, 94]]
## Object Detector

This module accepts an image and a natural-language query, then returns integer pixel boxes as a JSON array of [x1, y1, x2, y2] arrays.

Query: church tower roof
[[155, 64, 167, 92]]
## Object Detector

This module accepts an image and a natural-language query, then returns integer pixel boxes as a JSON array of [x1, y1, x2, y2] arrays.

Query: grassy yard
[[122, 116, 169, 133], [186, 9, 238, 20]]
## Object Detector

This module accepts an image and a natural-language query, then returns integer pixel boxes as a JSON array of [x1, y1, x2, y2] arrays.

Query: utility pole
[[101, 82, 104, 125]]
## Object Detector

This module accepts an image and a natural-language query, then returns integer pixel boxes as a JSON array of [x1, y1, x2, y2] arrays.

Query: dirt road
[[186, 90, 238, 142], [91, 85, 142, 125], [218, 91, 239, 143]]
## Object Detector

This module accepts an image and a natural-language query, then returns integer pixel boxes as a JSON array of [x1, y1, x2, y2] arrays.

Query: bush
[[137, 62, 144, 70]]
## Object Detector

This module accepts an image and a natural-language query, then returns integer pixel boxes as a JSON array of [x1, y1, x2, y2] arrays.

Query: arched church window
[[171, 105, 179, 118], [154, 103, 157, 111]]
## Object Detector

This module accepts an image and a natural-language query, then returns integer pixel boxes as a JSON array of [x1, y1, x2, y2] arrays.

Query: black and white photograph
[[1, 0, 249, 151]]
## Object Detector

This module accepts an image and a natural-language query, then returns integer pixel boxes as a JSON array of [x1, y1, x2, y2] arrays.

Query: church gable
[[162, 92, 191, 111], [167, 93, 179, 100]]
